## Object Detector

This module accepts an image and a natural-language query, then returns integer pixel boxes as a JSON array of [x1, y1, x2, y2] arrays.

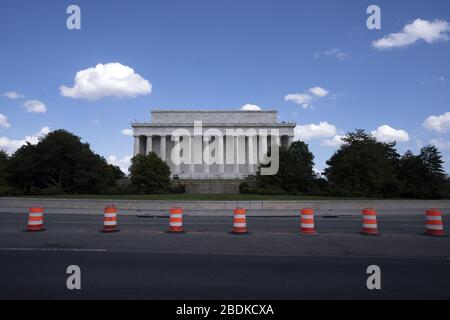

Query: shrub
[[256, 187, 286, 195], [169, 182, 186, 194], [239, 182, 250, 194], [129, 152, 171, 194]]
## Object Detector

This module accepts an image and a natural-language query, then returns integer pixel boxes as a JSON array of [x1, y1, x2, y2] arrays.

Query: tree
[[279, 141, 315, 194], [420, 145, 445, 177], [0, 150, 9, 194], [7, 143, 39, 194], [398, 150, 429, 198], [255, 147, 286, 194], [7, 129, 121, 194], [256, 141, 315, 194], [323, 129, 400, 197], [129, 152, 171, 194], [398, 146, 446, 199]]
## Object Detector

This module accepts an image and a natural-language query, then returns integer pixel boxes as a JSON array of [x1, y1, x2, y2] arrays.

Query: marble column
[[234, 135, 240, 175], [203, 136, 210, 175], [273, 135, 281, 149], [248, 134, 257, 174], [146, 135, 153, 155], [217, 135, 224, 175], [133, 136, 140, 156], [259, 133, 268, 163], [172, 136, 180, 174], [160, 135, 166, 161], [189, 135, 195, 175]]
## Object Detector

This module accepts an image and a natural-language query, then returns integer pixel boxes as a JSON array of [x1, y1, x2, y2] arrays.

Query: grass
[[6, 193, 400, 201]]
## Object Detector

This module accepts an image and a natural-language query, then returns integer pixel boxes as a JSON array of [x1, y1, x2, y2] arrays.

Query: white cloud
[[240, 104, 261, 111], [294, 122, 337, 141], [421, 76, 446, 84], [107, 155, 132, 173], [60, 62, 152, 101], [0, 114, 11, 128], [0, 126, 50, 154], [23, 100, 47, 113], [121, 128, 133, 136], [371, 125, 410, 142], [0, 137, 23, 154], [372, 18, 450, 50], [24, 127, 51, 144], [92, 118, 101, 127], [3, 91, 24, 99], [315, 48, 350, 60], [321, 135, 345, 147], [285, 86, 330, 109], [430, 139, 450, 150], [423, 112, 450, 133], [284, 93, 313, 109], [309, 86, 329, 97]]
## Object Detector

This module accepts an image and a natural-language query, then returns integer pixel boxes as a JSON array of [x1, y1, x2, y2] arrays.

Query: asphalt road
[[1, 212, 449, 299]]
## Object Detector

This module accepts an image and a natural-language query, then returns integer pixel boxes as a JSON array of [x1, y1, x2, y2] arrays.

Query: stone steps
[[179, 179, 254, 194]]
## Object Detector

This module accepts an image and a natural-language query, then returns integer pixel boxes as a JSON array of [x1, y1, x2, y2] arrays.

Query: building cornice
[[132, 122, 296, 128], [150, 110, 278, 113]]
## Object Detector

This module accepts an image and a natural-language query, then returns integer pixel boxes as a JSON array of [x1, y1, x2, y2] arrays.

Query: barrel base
[[166, 230, 186, 234], [423, 231, 445, 237], [99, 229, 120, 233], [300, 227, 317, 236], [24, 228, 46, 232], [360, 231, 379, 236], [299, 231, 317, 236], [230, 231, 250, 235]]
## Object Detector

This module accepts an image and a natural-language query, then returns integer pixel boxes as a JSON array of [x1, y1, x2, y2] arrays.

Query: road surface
[[0, 212, 449, 299]]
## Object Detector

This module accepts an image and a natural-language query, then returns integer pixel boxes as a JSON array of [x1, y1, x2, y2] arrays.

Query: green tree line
[[0, 128, 448, 198], [248, 129, 449, 199]]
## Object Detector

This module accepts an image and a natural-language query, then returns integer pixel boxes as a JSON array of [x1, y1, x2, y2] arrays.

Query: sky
[[1, 0, 450, 174]]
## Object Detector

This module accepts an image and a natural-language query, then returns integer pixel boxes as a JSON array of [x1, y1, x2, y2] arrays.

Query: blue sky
[[1, 0, 450, 173]]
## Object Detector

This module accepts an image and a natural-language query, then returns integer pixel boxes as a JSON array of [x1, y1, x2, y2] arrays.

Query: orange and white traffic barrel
[[232, 208, 248, 234], [361, 208, 379, 235], [167, 207, 184, 233], [300, 208, 317, 235], [25, 207, 45, 232], [425, 209, 445, 236], [100, 205, 119, 233]]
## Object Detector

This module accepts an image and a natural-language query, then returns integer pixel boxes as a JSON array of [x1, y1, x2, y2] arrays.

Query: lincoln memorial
[[132, 110, 296, 179]]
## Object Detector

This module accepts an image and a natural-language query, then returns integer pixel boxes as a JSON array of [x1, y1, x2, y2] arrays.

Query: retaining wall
[[1, 197, 450, 214]]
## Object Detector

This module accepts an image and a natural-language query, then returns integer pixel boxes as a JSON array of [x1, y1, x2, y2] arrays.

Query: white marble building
[[132, 110, 295, 179]]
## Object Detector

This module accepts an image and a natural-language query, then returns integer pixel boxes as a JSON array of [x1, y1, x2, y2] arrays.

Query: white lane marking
[[0, 248, 106, 252]]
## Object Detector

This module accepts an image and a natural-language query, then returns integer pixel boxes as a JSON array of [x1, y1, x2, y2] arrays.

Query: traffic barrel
[[361, 208, 379, 235], [232, 208, 248, 234], [167, 207, 184, 233], [299, 208, 317, 235], [25, 207, 45, 232], [100, 205, 119, 233], [425, 209, 445, 236]]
